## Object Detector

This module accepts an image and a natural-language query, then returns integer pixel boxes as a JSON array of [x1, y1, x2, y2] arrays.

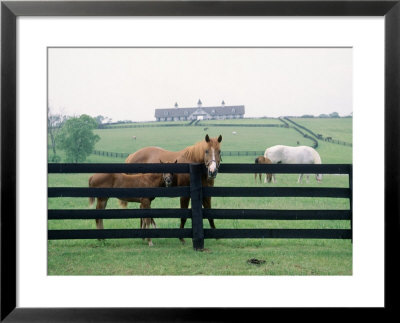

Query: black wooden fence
[[48, 163, 352, 250], [92, 149, 267, 159], [284, 117, 353, 147]]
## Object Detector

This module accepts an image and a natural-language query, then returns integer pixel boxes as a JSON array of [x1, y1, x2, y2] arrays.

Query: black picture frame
[[1, 1, 399, 321]]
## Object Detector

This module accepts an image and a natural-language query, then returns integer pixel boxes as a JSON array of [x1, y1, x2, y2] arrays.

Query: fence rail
[[91, 149, 270, 158], [48, 187, 190, 198], [195, 123, 283, 127], [49, 208, 350, 221], [285, 117, 353, 147], [48, 163, 352, 250]]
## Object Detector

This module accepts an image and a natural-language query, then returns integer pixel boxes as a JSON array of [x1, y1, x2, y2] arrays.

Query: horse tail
[[312, 150, 323, 182], [266, 173, 272, 183], [89, 197, 95, 207], [88, 175, 95, 207], [254, 157, 261, 182]]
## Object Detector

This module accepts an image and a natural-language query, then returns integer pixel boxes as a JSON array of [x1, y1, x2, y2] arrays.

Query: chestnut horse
[[125, 134, 222, 244], [254, 156, 273, 183], [88, 162, 175, 246]]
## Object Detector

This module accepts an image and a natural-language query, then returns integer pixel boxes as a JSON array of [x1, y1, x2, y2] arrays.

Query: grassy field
[[94, 125, 317, 155], [198, 117, 282, 125], [104, 120, 189, 128], [48, 117, 352, 275], [290, 117, 353, 143]]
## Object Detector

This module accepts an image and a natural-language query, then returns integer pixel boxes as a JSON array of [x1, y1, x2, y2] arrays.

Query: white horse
[[263, 145, 322, 183]]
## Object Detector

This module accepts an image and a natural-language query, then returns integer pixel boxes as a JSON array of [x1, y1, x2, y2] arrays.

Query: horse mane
[[181, 140, 207, 162]]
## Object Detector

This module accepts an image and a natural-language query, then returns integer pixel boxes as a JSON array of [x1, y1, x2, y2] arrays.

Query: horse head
[[204, 134, 222, 179], [160, 159, 177, 187]]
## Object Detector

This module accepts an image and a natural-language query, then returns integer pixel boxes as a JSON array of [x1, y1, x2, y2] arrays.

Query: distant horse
[[125, 134, 223, 244], [264, 145, 322, 183], [88, 161, 175, 246], [254, 156, 272, 183]]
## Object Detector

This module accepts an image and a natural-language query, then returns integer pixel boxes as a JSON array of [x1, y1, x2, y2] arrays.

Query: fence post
[[189, 163, 204, 250], [349, 165, 353, 243]]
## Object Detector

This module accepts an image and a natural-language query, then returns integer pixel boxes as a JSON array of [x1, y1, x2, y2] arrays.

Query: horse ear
[[174, 160, 177, 163], [205, 134, 210, 142], [218, 135, 222, 143], [160, 159, 163, 163]]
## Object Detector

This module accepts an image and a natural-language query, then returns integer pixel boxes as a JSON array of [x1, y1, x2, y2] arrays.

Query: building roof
[[155, 105, 245, 118]]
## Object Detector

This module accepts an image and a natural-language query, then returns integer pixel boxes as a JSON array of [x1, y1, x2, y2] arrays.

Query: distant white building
[[155, 100, 245, 122]]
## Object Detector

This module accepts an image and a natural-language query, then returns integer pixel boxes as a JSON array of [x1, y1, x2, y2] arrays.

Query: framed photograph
[[1, 0, 399, 321]]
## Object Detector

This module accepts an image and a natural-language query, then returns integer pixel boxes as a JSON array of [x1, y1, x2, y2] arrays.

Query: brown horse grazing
[[125, 134, 223, 244], [254, 156, 273, 183], [88, 162, 175, 246]]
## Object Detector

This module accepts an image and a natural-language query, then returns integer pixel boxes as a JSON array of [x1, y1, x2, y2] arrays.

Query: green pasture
[[198, 117, 282, 125], [104, 120, 189, 128], [48, 117, 352, 275], [95, 125, 320, 156], [290, 117, 353, 143]]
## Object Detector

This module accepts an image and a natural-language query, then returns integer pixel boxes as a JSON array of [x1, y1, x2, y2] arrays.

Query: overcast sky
[[48, 47, 352, 122]]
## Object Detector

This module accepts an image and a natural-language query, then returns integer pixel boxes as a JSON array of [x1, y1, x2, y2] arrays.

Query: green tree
[[47, 107, 66, 162], [329, 112, 340, 118], [57, 114, 100, 163], [95, 115, 105, 126]]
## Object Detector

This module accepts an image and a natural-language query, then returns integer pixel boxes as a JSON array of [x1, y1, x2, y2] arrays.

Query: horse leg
[[203, 197, 218, 242], [140, 200, 153, 247], [139, 218, 148, 244], [179, 197, 190, 244], [95, 218, 104, 230], [202, 197, 216, 229], [141, 217, 153, 247], [306, 174, 310, 183], [143, 218, 153, 247], [298, 174, 303, 183], [94, 198, 108, 241], [119, 200, 128, 208], [95, 198, 107, 230], [143, 199, 153, 246], [265, 173, 272, 183]]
